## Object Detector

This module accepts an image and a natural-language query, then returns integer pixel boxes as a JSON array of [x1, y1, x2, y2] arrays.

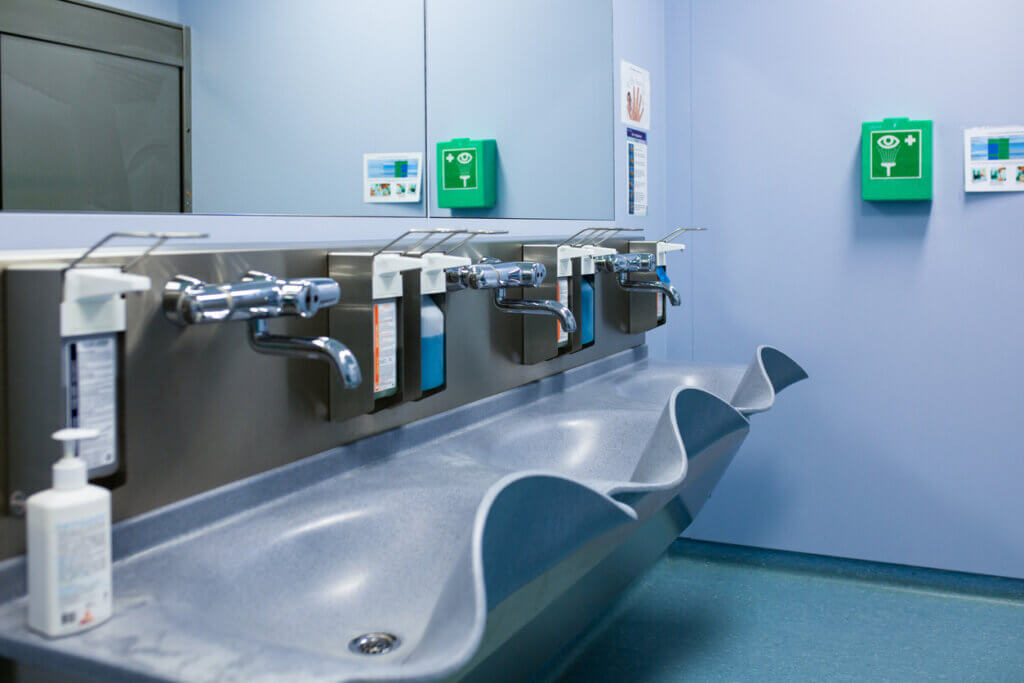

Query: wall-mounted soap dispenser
[[403, 230, 501, 401], [412, 236, 488, 397], [5, 232, 204, 513], [370, 252, 422, 404], [623, 228, 703, 333], [328, 230, 503, 420], [518, 229, 645, 362], [518, 240, 595, 363]]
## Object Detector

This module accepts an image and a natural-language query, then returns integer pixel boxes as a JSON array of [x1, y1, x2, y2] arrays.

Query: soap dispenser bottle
[[656, 266, 670, 322], [420, 296, 445, 392], [27, 428, 112, 637], [371, 254, 420, 401]]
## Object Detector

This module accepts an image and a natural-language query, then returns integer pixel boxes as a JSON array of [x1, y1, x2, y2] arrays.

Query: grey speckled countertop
[[0, 346, 806, 682]]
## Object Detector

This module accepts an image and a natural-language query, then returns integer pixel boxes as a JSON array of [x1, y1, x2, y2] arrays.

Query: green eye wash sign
[[436, 138, 497, 208], [443, 149, 478, 190], [862, 117, 932, 200]]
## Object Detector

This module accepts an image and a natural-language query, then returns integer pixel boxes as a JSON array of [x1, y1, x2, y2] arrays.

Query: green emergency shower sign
[[436, 138, 496, 208], [862, 117, 932, 200]]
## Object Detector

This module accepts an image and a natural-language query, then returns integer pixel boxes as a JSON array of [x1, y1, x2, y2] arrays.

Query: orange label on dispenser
[[556, 278, 570, 345], [373, 301, 397, 394]]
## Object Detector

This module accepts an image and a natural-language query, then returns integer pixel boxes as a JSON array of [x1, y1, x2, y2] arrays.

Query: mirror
[[0, 0, 613, 220], [0, 0, 426, 217], [182, 0, 426, 216]]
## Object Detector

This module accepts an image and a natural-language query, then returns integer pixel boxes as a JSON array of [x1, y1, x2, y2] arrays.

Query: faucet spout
[[247, 319, 362, 388], [493, 289, 578, 333], [616, 275, 682, 306]]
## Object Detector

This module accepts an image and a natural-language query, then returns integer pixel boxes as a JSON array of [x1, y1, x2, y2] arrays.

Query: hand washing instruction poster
[[964, 126, 1024, 192], [364, 152, 423, 202], [627, 128, 648, 216], [620, 61, 650, 130]]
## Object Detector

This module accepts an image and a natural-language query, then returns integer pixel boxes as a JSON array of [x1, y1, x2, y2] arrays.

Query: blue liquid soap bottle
[[581, 276, 595, 345], [420, 296, 445, 392], [656, 266, 670, 322], [417, 252, 468, 394]]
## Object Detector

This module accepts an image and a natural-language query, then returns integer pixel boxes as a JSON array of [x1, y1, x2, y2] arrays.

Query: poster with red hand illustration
[[620, 61, 650, 131]]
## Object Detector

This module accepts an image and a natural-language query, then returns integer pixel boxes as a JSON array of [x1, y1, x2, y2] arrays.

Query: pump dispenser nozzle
[[51, 428, 100, 490]]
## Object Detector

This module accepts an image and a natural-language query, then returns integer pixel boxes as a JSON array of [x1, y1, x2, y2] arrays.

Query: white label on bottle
[[557, 278, 570, 345], [374, 301, 398, 394], [65, 335, 117, 471], [56, 514, 111, 631]]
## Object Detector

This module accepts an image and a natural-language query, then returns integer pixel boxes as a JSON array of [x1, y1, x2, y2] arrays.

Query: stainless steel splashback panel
[[0, 238, 643, 561]]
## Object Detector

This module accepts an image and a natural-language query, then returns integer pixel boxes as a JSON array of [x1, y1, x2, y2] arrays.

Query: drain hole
[[349, 632, 400, 655]]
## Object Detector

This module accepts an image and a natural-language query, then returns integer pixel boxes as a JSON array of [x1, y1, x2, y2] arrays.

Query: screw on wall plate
[[9, 491, 26, 517], [349, 632, 400, 655]]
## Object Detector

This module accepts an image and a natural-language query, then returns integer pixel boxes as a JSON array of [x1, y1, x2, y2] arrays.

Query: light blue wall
[[678, 0, 1024, 579], [662, 0, 694, 360], [612, 0, 674, 359]]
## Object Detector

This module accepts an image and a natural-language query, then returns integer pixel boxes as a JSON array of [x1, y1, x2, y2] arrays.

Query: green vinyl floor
[[539, 539, 1024, 682]]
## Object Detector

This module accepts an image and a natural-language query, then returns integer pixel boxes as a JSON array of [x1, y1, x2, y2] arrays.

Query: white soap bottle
[[26, 428, 113, 637]]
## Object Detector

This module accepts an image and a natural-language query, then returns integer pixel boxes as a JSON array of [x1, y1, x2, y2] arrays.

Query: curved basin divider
[[0, 347, 806, 683], [731, 346, 810, 415]]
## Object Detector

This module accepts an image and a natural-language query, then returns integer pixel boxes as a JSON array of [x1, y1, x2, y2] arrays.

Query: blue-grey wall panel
[[180, 0, 426, 216], [426, 0, 614, 220], [679, 0, 1024, 579]]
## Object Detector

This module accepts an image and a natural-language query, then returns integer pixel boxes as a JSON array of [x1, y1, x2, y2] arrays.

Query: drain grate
[[349, 632, 400, 655]]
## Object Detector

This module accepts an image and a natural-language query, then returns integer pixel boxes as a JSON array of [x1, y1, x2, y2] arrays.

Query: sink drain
[[349, 632, 400, 655]]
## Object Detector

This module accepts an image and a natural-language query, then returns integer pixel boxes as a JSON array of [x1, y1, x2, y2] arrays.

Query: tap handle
[[452, 261, 547, 289], [165, 272, 341, 325], [243, 271, 340, 319], [491, 261, 546, 287], [594, 253, 656, 274]]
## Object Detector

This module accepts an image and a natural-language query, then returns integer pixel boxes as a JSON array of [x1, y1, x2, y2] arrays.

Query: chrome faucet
[[595, 253, 681, 306], [446, 258, 578, 333], [163, 270, 362, 388]]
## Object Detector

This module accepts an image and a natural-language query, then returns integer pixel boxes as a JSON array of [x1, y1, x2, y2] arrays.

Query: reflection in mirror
[[0, 0, 426, 217], [427, 0, 614, 221]]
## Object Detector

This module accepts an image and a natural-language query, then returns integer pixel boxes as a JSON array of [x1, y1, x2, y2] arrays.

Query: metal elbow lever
[[247, 319, 362, 388]]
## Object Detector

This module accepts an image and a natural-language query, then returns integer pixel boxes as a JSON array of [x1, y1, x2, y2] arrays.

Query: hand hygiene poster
[[620, 61, 650, 130], [963, 126, 1024, 192]]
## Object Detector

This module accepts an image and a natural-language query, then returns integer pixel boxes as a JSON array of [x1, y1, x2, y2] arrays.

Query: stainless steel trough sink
[[0, 346, 805, 682]]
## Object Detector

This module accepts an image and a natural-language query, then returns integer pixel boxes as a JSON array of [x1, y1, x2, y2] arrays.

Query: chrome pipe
[[248, 319, 362, 388], [493, 289, 578, 333]]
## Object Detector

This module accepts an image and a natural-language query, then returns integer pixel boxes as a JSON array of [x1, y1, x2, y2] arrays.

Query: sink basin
[[0, 346, 805, 682]]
